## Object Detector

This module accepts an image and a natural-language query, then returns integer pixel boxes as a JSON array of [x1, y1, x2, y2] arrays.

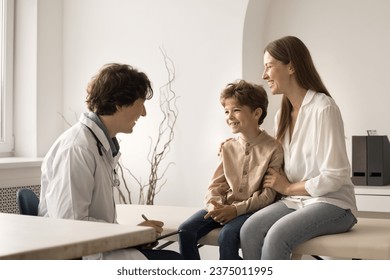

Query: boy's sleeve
[[204, 159, 230, 212]]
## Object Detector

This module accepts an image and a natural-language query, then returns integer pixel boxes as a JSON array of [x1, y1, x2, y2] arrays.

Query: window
[[0, 0, 14, 156]]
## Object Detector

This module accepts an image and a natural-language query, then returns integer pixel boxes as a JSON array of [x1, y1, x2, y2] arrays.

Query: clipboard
[[156, 229, 183, 240]]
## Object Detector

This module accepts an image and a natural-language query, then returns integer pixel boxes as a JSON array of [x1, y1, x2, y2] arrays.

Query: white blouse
[[275, 90, 357, 217]]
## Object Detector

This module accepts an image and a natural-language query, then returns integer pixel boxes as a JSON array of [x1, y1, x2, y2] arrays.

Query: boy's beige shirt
[[205, 130, 284, 216]]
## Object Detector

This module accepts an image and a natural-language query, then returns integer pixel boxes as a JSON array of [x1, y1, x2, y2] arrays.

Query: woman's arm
[[264, 168, 308, 196], [305, 104, 352, 196]]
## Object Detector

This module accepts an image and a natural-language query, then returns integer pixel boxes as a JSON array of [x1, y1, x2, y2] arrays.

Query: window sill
[[0, 157, 43, 187], [0, 157, 43, 168]]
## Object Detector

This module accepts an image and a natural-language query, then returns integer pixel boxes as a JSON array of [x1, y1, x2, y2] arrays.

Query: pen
[[141, 214, 149, 221]]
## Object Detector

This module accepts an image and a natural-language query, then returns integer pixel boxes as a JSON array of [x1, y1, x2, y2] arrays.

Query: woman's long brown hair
[[264, 36, 331, 141]]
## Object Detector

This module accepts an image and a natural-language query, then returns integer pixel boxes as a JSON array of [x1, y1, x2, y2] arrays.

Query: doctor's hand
[[138, 219, 164, 237], [204, 200, 237, 225]]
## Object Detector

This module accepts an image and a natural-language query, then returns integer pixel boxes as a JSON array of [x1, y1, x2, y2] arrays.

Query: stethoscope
[[86, 126, 104, 156], [86, 125, 120, 187]]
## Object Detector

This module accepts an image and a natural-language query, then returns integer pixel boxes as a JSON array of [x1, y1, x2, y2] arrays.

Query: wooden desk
[[0, 213, 155, 260]]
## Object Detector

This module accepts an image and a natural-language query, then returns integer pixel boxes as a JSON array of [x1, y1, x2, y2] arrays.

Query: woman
[[240, 36, 358, 260]]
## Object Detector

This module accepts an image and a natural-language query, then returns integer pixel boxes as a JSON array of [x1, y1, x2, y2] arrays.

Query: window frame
[[0, 0, 14, 156]]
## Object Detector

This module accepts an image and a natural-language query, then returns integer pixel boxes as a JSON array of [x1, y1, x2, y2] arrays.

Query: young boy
[[178, 80, 284, 260]]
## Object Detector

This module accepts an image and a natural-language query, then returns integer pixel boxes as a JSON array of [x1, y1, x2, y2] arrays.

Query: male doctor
[[38, 63, 182, 260]]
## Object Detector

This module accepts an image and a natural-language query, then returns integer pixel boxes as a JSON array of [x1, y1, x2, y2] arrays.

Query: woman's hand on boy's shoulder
[[218, 138, 234, 156]]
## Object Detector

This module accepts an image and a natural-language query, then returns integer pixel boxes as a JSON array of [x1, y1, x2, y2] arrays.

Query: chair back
[[16, 188, 39, 216]]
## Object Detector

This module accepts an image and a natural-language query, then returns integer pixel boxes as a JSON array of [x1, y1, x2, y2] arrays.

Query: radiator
[[0, 185, 41, 214]]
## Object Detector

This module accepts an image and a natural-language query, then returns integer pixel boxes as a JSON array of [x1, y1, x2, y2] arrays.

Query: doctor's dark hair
[[86, 63, 153, 115], [220, 80, 268, 126]]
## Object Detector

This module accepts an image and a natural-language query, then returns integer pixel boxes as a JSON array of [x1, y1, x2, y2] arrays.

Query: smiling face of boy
[[223, 97, 262, 141]]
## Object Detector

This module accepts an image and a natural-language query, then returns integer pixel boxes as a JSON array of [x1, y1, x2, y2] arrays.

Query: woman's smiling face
[[262, 51, 293, 95]]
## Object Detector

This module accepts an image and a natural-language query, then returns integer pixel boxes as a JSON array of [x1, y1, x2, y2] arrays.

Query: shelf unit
[[354, 185, 390, 212]]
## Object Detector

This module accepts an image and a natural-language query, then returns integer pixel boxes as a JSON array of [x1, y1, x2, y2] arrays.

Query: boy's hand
[[204, 200, 237, 225]]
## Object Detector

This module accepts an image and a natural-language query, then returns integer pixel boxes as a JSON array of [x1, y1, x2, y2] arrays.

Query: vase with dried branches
[[116, 47, 179, 205]]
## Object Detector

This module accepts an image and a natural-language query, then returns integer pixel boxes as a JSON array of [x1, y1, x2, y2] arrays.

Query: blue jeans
[[240, 201, 357, 260], [178, 209, 252, 260]]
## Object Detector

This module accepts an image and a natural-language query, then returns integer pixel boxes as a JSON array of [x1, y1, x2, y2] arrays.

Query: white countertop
[[354, 185, 390, 195]]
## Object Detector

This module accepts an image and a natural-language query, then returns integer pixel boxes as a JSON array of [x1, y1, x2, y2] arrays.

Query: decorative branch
[[117, 162, 132, 204], [58, 48, 178, 205], [57, 107, 78, 127], [117, 47, 179, 205]]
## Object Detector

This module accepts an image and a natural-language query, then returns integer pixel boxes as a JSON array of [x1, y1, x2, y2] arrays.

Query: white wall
[[14, 0, 390, 207], [61, 0, 251, 207], [257, 0, 390, 161]]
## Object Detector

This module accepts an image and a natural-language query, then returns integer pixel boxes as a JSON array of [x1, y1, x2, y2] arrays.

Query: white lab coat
[[39, 113, 146, 260]]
